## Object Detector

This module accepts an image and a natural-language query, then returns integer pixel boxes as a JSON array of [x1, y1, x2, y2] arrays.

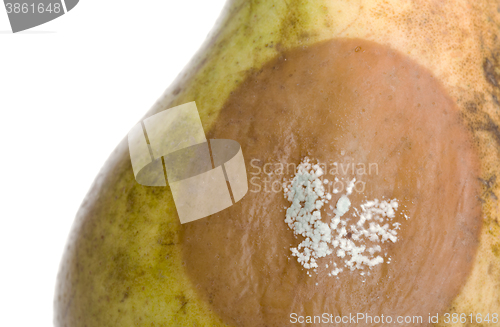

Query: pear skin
[[55, 1, 500, 326]]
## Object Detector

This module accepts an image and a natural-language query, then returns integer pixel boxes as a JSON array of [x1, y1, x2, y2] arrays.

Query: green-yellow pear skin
[[55, 0, 500, 326]]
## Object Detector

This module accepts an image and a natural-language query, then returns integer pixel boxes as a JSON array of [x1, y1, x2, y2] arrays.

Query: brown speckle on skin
[[483, 57, 500, 88], [492, 243, 500, 258]]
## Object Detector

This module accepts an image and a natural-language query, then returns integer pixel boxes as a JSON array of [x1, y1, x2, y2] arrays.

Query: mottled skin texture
[[55, 0, 500, 326]]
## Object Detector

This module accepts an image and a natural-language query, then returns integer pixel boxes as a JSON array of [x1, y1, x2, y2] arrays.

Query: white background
[[0, 0, 226, 325]]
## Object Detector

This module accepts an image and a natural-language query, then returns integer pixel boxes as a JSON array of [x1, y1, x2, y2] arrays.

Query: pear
[[55, 0, 500, 326]]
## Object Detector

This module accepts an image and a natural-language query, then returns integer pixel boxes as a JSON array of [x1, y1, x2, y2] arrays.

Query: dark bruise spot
[[483, 57, 499, 88], [173, 87, 182, 95], [183, 38, 483, 327]]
